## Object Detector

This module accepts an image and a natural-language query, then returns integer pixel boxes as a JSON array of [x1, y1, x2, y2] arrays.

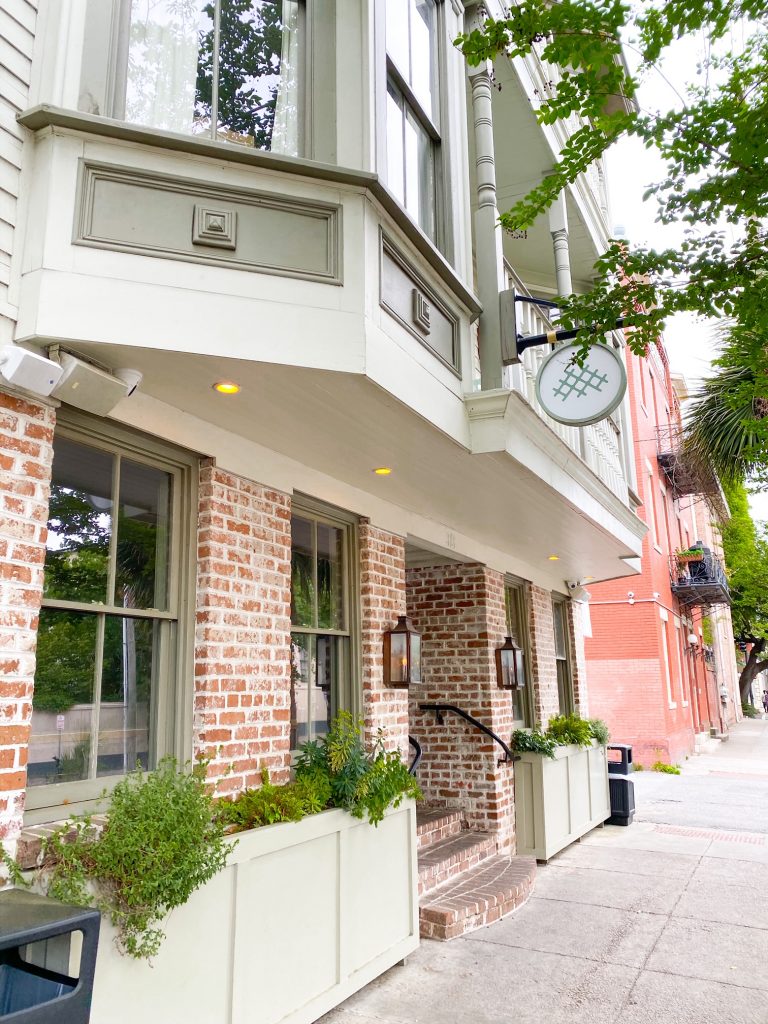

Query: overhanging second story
[[5, 0, 646, 584]]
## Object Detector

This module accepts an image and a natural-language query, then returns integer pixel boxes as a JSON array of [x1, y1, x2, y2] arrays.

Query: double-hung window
[[290, 501, 357, 748], [552, 597, 574, 716], [79, 0, 303, 155], [28, 418, 195, 814], [505, 580, 532, 728], [385, 0, 440, 242]]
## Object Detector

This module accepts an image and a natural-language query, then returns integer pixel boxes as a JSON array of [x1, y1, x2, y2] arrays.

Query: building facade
[[585, 342, 740, 766], [0, 0, 646, 895]]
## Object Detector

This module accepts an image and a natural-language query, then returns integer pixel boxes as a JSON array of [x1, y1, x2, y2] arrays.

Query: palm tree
[[683, 325, 768, 485]]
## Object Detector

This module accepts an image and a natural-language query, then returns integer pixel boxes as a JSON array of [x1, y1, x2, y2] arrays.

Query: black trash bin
[[606, 744, 635, 826], [0, 889, 100, 1023]]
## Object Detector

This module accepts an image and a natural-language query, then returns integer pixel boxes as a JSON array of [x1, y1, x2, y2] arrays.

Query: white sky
[[604, 31, 768, 520]]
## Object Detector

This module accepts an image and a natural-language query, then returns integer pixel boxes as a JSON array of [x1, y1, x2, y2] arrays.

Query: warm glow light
[[213, 381, 240, 395], [373, 467, 392, 475], [583, 575, 594, 581], [548, 554, 560, 561]]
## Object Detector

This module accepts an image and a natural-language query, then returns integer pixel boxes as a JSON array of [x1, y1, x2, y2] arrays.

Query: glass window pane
[[410, 0, 436, 119], [97, 617, 156, 778], [385, 1, 410, 79], [125, 0, 210, 134], [115, 460, 171, 612], [45, 438, 113, 605], [404, 109, 435, 239], [290, 633, 311, 748], [291, 516, 314, 627], [316, 523, 343, 629], [386, 84, 405, 204], [553, 602, 566, 659], [212, 0, 301, 153], [29, 609, 99, 787], [313, 635, 333, 740]]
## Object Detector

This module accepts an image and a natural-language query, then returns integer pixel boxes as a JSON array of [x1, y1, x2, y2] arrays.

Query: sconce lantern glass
[[383, 615, 421, 688], [496, 636, 523, 690]]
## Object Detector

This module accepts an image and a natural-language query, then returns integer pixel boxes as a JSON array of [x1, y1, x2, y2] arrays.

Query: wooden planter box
[[514, 742, 610, 861], [89, 801, 419, 1024]]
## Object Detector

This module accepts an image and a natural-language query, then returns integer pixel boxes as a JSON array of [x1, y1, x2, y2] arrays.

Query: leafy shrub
[[546, 714, 593, 748], [294, 711, 421, 825], [588, 718, 610, 745], [218, 768, 330, 831], [39, 759, 229, 960], [742, 702, 759, 718], [633, 763, 644, 771], [651, 761, 681, 775], [511, 728, 557, 758]]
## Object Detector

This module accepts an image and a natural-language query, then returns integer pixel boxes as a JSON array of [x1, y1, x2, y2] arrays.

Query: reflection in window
[[30, 435, 176, 790], [83, 0, 302, 155], [290, 506, 351, 748], [505, 582, 531, 727]]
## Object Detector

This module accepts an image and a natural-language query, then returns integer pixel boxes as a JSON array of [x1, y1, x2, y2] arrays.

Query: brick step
[[416, 807, 464, 851], [417, 829, 497, 896], [420, 855, 537, 941]]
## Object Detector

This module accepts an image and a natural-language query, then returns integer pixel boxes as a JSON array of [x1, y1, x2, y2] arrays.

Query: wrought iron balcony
[[657, 425, 728, 521], [669, 550, 730, 607]]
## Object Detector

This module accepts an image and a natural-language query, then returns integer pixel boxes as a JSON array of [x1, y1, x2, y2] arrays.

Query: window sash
[[552, 599, 574, 716], [26, 416, 197, 821], [505, 580, 532, 727]]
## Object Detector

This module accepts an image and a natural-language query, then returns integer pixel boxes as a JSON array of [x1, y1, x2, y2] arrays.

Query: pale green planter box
[[89, 800, 419, 1024], [514, 742, 610, 861]]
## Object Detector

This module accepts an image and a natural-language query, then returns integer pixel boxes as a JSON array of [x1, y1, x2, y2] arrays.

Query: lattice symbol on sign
[[552, 359, 609, 402]]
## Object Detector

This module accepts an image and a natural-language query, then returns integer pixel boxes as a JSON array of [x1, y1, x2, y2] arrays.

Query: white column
[[549, 192, 573, 297], [466, 3, 507, 391]]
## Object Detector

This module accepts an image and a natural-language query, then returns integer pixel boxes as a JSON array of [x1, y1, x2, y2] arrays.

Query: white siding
[[0, 0, 36, 341]]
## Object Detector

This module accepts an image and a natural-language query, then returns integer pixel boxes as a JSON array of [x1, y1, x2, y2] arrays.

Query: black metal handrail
[[418, 703, 517, 766], [407, 735, 422, 776]]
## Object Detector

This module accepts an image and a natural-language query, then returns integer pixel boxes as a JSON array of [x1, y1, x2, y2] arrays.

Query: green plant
[[651, 761, 681, 775], [39, 759, 229, 960], [633, 763, 644, 772], [218, 767, 330, 831], [545, 714, 594, 748], [676, 547, 704, 561], [511, 728, 556, 758], [742, 702, 759, 718], [294, 712, 421, 825], [588, 718, 610, 745]]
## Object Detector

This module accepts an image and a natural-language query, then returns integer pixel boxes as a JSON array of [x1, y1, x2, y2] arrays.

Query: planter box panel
[[343, 806, 416, 974], [567, 749, 591, 834], [233, 832, 340, 1024], [516, 760, 537, 851], [90, 866, 234, 1024], [589, 745, 611, 821]]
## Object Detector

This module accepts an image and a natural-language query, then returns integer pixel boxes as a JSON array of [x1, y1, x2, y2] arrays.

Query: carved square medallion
[[192, 205, 237, 249], [412, 289, 431, 334]]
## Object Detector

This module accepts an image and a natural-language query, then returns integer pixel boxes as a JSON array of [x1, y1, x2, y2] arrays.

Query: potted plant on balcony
[[676, 546, 704, 564]]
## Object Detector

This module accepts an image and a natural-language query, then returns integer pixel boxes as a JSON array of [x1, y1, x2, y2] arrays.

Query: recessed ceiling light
[[548, 554, 560, 561], [583, 575, 594, 581], [213, 381, 240, 395], [373, 467, 392, 476]]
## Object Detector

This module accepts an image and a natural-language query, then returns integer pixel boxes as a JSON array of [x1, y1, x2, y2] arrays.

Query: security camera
[[0, 345, 63, 397], [627, 591, 634, 598], [565, 580, 591, 603]]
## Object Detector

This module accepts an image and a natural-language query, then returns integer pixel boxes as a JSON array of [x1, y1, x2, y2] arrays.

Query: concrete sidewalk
[[320, 719, 768, 1024]]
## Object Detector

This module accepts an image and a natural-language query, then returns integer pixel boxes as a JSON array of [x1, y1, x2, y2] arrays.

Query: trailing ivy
[[39, 759, 229, 961]]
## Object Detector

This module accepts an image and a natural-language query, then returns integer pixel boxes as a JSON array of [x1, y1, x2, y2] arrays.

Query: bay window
[[384, 0, 440, 242], [28, 419, 195, 812], [79, 0, 303, 155]]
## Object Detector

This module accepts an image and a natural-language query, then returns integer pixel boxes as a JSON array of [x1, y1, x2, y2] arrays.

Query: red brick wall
[[194, 461, 292, 795], [407, 563, 516, 852], [0, 391, 55, 852], [359, 523, 409, 757]]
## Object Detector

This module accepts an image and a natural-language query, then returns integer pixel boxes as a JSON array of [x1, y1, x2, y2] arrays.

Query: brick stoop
[[416, 807, 536, 940], [419, 855, 537, 940]]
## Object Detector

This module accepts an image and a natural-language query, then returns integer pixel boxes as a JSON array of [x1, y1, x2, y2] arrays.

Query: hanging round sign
[[535, 342, 627, 426]]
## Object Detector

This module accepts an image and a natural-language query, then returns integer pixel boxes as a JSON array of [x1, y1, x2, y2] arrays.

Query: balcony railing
[[657, 425, 728, 521], [502, 264, 629, 505], [670, 551, 730, 608]]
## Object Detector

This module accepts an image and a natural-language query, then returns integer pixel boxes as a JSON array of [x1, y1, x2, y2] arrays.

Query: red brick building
[[585, 343, 740, 766]]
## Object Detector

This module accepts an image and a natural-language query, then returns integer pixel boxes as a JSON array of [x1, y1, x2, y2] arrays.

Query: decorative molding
[[74, 160, 342, 285], [379, 232, 460, 375]]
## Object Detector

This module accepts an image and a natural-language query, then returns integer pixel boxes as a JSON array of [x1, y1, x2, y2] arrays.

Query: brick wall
[[568, 601, 589, 716], [194, 461, 292, 795], [359, 523, 409, 757], [0, 391, 55, 854], [407, 563, 516, 852], [528, 584, 559, 724]]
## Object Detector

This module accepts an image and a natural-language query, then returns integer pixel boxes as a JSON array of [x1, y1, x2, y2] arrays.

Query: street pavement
[[320, 717, 768, 1024]]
